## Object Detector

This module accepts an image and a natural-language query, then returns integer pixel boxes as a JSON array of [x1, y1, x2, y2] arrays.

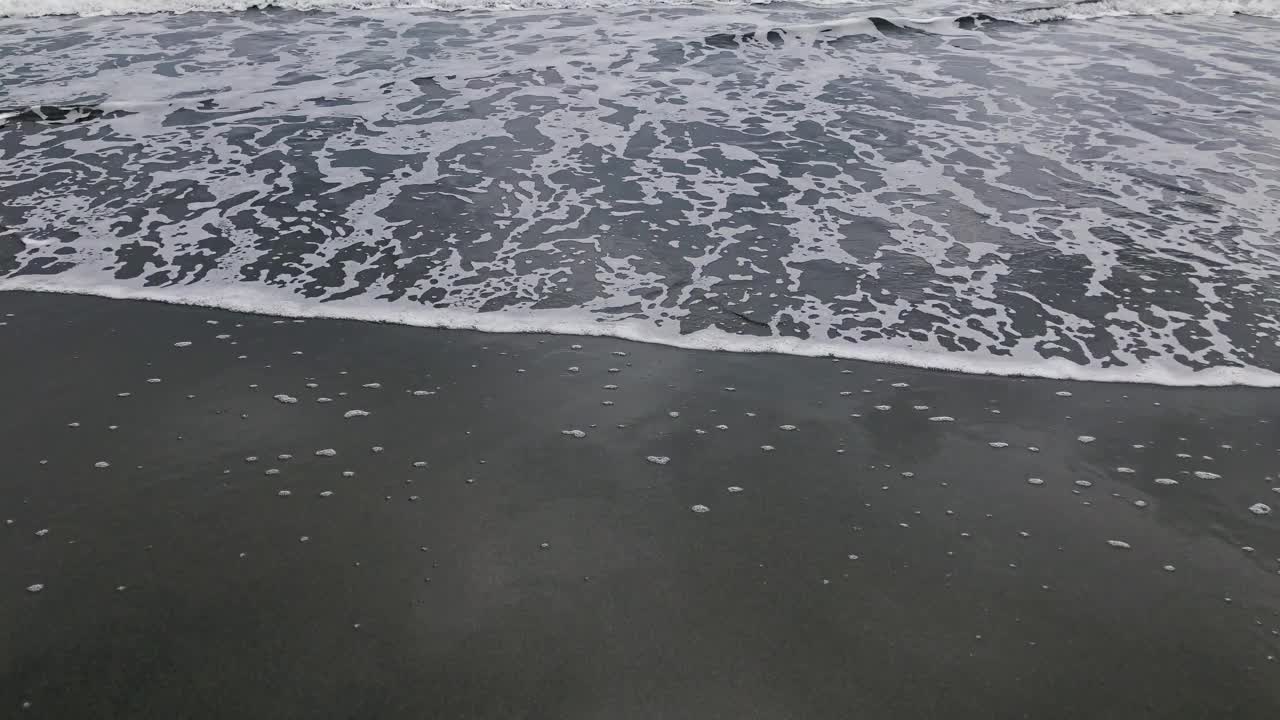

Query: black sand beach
[[2, 290, 1278, 718]]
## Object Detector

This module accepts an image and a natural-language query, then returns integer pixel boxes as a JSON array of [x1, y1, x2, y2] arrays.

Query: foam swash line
[[5, 276, 1280, 387]]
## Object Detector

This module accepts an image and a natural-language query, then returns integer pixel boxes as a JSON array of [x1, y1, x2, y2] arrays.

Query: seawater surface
[[2, 0, 1280, 384]]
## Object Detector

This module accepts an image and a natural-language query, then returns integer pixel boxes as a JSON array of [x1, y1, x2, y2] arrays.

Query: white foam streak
[[4, 279, 1278, 387]]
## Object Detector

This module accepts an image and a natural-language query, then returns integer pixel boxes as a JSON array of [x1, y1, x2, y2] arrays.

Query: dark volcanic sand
[[1, 290, 1279, 719]]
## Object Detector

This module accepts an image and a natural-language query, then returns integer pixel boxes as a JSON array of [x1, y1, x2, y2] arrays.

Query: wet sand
[[1, 290, 1279, 718]]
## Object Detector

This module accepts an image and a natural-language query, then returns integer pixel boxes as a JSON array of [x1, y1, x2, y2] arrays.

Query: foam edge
[[3, 278, 1279, 388]]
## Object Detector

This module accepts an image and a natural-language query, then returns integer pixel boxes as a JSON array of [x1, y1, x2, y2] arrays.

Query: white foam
[[0, 0, 877, 18], [5, 4, 1280, 388], [7, 279, 1276, 387], [1005, 0, 1280, 23]]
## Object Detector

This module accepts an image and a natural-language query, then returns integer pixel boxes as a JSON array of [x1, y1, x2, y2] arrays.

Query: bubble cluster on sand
[[9, 288, 1280, 679]]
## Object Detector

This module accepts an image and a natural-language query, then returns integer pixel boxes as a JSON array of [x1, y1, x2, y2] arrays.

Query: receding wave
[[3, 0, 1279, 386], [1, 0, 1278, 20], [712, 0, 1280, 44]]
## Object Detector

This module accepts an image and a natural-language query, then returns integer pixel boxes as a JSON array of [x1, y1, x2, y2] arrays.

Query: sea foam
[[3, 3, 1279, 386]]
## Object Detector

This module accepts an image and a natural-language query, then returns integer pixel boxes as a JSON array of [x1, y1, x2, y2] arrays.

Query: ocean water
[[2, 0, 1279, 385]]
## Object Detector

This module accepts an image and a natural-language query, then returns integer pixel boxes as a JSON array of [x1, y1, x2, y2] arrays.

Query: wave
[[727, 0, 1280, 43], [1000, 0, 1280, 21], [4, 277, 1277, 387], [1, 0, 1277, 20], [0, 0, 854, 19]]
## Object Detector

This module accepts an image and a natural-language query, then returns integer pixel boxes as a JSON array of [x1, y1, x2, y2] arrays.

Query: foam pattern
[[2, 4, 1279, 384]]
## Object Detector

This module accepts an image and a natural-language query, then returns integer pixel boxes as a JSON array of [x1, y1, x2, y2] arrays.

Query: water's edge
[[5, 281, 1277, 387]]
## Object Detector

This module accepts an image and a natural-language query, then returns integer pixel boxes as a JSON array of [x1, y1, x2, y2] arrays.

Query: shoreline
[[2, 289, 1278, 717], [3, 282, 1275, 388]]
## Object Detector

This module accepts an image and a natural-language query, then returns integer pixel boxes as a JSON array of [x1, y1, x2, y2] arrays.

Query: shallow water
[[2, 0, 1280, 384]]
